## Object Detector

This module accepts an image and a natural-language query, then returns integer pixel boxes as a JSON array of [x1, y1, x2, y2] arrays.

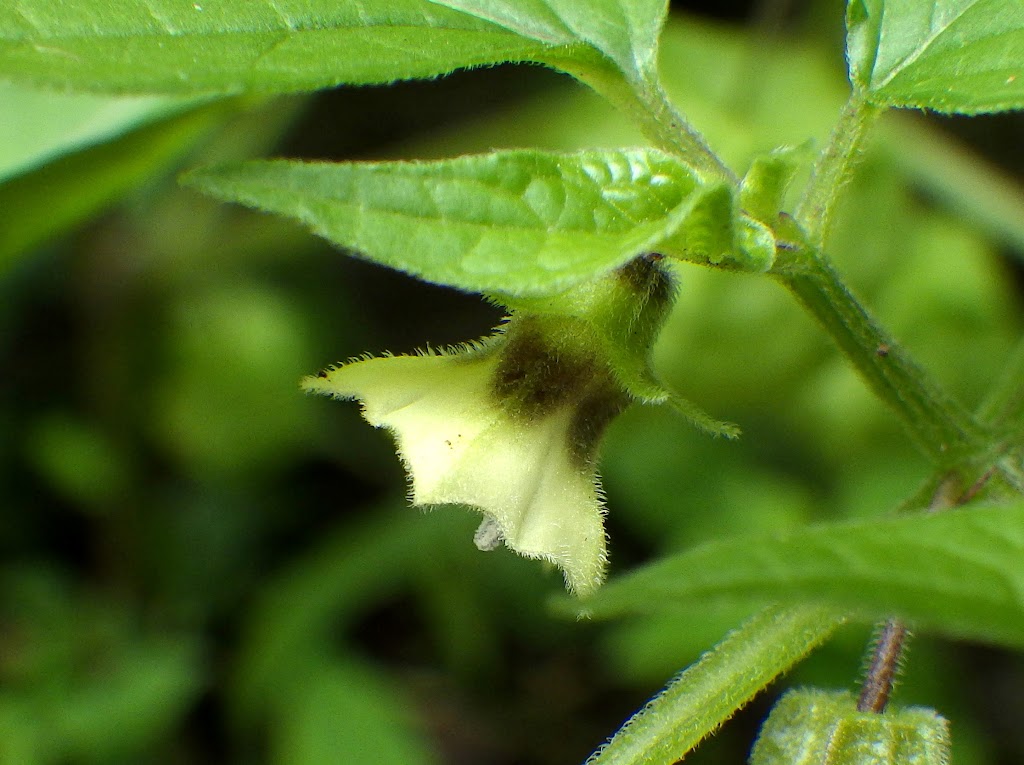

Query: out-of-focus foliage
[[0, 86, 236, 268], [2, 7, 1023, 765]]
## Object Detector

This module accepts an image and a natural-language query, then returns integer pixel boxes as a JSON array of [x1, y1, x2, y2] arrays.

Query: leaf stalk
[[796, 92, 883, 248]]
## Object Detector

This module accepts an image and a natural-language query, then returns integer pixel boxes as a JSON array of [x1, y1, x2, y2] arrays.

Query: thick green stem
[[587, 57, 987, 464], [622, 77, 738, 183], [796, 92, 883, 248], [546, 49, 735, 182], [775, 254, 984, 464], [588, 604, 844, 765]]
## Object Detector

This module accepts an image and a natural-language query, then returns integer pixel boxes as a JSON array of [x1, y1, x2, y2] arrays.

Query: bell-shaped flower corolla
[[303, 256, 719, 596]]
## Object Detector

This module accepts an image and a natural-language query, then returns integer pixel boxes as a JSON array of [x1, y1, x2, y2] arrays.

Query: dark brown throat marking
[[491, 320, 600, 418], [491, 317, 630, 468], [618, 254, 676, 307], [567, 387, 631, 467]]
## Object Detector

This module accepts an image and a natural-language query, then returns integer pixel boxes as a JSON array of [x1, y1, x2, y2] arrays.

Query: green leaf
[[659, 183, 777, 272], [183, 149, 702, 296], [586, 604, 844, 765], [739, 144, 808, 227], [847, 0, 1024, 113], [0, 1, 550, 94], [431, 0, 668, 80], [575, 502, 1024, 649]]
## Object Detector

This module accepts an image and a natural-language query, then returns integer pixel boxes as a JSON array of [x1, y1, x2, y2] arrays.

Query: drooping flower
[[303, 255, 730, 596]]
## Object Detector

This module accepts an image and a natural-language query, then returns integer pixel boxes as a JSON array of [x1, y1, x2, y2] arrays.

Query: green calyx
[[750, 689, 951, 765], [496, 253, 676, 400]]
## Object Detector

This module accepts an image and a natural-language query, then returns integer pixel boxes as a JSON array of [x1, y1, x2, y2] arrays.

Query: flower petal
[[303, 348, 608, 595]]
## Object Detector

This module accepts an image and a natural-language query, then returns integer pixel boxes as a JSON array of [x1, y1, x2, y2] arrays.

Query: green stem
[[623, 77, 738, 183], [588, 604, 844, 765], [796, 92, 883, 249], [546, 50, 735, 182], [597, 62, 988, 464], [775, 254, 985, 464]]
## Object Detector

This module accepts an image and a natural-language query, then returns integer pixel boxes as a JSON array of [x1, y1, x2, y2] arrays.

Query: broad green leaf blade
[[0, 1, 550, 94], [183, 149, 701, 296], [431, 0, 668, 79], [847, 0, 1024, 113], [587, 604, 844, 765], [577, 502, 1024, 649]]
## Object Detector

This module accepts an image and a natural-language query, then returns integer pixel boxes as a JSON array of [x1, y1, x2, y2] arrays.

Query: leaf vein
[[873, 0, 984, 90]]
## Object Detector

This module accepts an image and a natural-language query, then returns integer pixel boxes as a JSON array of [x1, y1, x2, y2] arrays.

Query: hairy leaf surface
[[431, 0, 668, 79], [0, 0, 550, 93], [183, 150, 703, 296], [578, 503, 1024, 648], [847, 0, 1024, 113]]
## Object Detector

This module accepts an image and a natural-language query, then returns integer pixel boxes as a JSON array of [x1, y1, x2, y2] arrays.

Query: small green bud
[[739, 144, 810, 226], [736, 215, 776, 273], [749, 689, 951, 765]]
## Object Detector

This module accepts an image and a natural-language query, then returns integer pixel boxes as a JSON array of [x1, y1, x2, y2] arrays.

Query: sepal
[[749, 689, 951, 765]]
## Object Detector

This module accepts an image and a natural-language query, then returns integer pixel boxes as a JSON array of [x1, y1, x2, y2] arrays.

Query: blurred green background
[[3, 3, 1024, 764]]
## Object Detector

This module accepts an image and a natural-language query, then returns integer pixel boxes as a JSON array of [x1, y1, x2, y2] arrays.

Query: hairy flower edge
[[302, 338, 612, 596]]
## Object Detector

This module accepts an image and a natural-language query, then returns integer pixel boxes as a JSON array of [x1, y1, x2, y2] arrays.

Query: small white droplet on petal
[[473, 516, 504, 551]]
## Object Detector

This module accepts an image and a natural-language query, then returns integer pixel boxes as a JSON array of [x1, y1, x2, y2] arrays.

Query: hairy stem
[[548, 47, 736, 182], [857, 459, 999, 714], [858, 618, 909, 713], [588, 604, 843, 765], [625, 77, 738, 183], [570, 43, 999, 470], [796, 92, 883, 248], [603, 64, 985, 461], [775, 253, 985, 464]]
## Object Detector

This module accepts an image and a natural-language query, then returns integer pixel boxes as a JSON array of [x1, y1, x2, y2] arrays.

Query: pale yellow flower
[[303, 256, 732, 595]]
